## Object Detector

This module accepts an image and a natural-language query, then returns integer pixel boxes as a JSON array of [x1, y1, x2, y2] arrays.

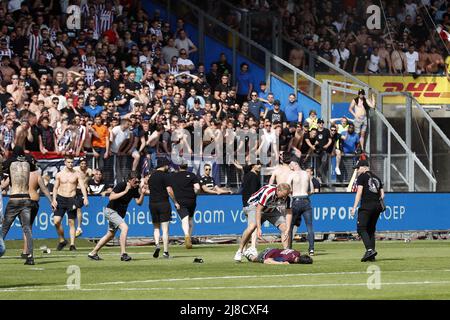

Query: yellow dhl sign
[[315, 74, 450, 104]]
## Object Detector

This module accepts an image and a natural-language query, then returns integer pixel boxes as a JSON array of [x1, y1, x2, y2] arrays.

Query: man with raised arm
[[88, 171, 146, 261], [52, 156, 89, 251]]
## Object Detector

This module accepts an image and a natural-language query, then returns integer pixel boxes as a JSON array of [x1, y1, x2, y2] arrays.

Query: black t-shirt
[[355, 52, 370, 73], [107, 182, 140, 217], [169, 171, 199, 203], [88, 178, 107, 195], [327, 132, 342, 153], [149, 170, 170, 203], [25, 125, 41, 152], [316, 128, 331, 149], [199, 175, 215, 189], [265, 110, 287, 124], [356, 171, 383, 207], [301, 132, 316, 154], [241, 171, 261, 206]]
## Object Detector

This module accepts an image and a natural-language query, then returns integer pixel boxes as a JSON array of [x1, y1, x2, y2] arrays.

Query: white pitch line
[[2, 269, 450, 291], [1, 280, 450, 293]]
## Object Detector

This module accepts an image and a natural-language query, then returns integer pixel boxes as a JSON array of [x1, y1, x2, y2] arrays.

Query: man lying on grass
[[244, 247, 313, 264]]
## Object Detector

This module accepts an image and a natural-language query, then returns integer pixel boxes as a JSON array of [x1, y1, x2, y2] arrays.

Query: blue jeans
[[291, 197, 314, 251], [0, 212, 6, 257]]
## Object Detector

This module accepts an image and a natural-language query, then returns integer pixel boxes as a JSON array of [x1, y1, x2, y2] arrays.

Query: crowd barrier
[[4, 193, 450, 240]]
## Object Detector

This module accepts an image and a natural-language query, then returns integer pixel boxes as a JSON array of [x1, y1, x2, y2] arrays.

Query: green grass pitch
[[1, 239, 450, 300]]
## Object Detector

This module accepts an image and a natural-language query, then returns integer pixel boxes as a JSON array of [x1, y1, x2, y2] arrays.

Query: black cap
[[317, 118, 324, 124], [358, 89, 366, 95], [156, 158, 170, 168], [353, 159, 369, 169]]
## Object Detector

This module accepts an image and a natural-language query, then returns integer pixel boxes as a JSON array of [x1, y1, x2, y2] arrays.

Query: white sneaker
[[243, 247, 258, 261], [335, 167, 341, 175], [234, 250, 242, 262]]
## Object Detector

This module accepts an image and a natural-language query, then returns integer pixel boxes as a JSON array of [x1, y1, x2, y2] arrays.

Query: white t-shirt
[[332, 48, 350, 67], [177, 57, 194, 74], [405, 2, 418, 22], [175, 38, 194, 54], [110, 126, 131, 153], [368, 54, 380, 73], [405, 51, 419, 73]]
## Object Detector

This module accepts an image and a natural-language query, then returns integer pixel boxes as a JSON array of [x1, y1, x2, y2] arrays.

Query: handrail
[[374, 109, 437, 188]]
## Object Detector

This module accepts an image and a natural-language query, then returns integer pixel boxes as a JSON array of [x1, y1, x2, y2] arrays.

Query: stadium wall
[[5, 193, 450, 240]]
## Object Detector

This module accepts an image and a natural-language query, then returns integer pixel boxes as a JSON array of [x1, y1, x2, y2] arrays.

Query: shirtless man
[[348, 89, 375, 151], [268, 153, 293, 185], [287, 161, 315, 255], [14, 118, 33, 150], [21, 164, 53, 258], [288, 124, 305, 161], [52, 156, 89, 251], [1, 146, 37, 265], [289, 48, 305, 70], [73, 158, 93, 238]]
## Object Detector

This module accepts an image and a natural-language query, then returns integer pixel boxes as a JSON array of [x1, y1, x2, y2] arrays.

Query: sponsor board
[[4, 193, 450, 239]]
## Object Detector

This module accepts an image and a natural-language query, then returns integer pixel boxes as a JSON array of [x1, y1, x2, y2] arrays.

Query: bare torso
[[29, 170, 40, 201], [14, 126, 28, 149], [74, 166, 93, 189], [289, 170, 310, 197], [271, 164, 293, 185], [10, 161, 30, 197], [354, 98, 367, 119], [56, 169, 80, 197]]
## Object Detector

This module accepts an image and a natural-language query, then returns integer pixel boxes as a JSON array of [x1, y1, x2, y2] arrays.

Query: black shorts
[[54, 195, 77, 219], [177, 200, 196, 219], [75, 189, 84, 209], [30, 200, 40, 225], [150, 201, 172, 224]]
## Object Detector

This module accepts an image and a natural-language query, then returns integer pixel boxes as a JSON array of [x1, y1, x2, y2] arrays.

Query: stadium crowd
[[214, 0, 450, 76], [0, 0, 366, 195]]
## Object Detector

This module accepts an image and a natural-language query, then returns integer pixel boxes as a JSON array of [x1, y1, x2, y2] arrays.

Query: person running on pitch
[[244, 247, 313, 264], [287, 161, 315, 255], [88, 171, 146, 261], [234, 183, 292, 262], [1, 146, 38, 265], [52, 156, 89, 251], [350, 159, 385, 262], [149, 158, 180, 258], [169, 161, 201, 249]]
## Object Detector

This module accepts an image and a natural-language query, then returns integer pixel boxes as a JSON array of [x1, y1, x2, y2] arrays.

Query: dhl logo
[[383, 82, 440, 98]]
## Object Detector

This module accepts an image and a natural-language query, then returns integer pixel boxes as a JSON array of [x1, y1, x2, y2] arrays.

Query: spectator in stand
[[265, 100, 287, 128], [248, 90, 265, 121], [235, 62, 254, 105], [175, 29, 198, 57], [406, 44, 420, 76], [341, 123, 359, 154], [284, 93, 303, 124], [199, 163, 232, 194]]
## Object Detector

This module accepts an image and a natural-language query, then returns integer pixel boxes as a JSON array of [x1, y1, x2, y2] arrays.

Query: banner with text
[[4, 193, 450, 240], [315, 74, 450, 105]]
